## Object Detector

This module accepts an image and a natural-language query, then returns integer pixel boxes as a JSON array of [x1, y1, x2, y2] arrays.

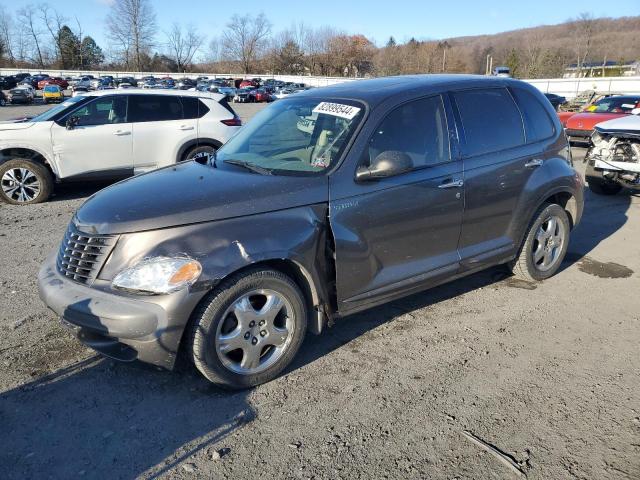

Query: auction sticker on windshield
[[313, 102, 361, 120]]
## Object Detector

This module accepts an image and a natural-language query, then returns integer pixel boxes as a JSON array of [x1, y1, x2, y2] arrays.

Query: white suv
[[0, 89, 242, 204]]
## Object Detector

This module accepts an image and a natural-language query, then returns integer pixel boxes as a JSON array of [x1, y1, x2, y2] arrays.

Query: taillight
[[221, 117, 242, 126]]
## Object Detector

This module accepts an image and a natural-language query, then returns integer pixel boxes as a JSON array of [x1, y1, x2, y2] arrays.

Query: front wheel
[[0, 159, 54, 204], [188, 268, 308, 389], [509, 203, 570, 281]]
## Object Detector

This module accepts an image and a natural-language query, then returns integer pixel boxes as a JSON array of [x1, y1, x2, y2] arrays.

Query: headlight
[[112, 257, 202, 294]]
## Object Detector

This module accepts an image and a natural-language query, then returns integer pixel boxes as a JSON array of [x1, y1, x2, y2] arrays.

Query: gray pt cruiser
[[38, 75, 584, 389]]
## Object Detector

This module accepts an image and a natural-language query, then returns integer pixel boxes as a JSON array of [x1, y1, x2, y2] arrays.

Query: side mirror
[[355, 151, 413, 182], [66, 116, 79, 130], [631, 107, 640, 116]]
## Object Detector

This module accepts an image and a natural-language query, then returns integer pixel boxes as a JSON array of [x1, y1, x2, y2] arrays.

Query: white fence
[[2, 67, 640, 96]]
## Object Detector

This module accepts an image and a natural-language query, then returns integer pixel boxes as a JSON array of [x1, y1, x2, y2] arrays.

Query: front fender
[[98, 204, 331, 328]]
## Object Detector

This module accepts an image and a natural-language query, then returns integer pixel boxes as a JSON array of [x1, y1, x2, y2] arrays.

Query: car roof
[[79, 88, 224, 101], [596, 95, 640, 102], [293, 74, 536, 107]]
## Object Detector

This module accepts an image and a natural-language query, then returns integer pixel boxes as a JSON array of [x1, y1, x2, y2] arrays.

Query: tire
[[509, 203, 571, 282], [587, 178, 622, 195], [0, 159, 54, 205], [188, 268, 308, 389], [0, 97, 6, 107], [182, 144, 217, 162]]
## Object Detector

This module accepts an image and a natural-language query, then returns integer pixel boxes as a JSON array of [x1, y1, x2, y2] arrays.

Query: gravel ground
[[1, 102, 639, 480]]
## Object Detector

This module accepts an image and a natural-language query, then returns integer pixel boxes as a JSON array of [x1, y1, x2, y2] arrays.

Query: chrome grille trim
[[56, 223, 117, 285]]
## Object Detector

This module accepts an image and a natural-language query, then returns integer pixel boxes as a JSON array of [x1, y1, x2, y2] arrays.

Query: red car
[[37, 77, 69, 90], [563, 95, 640, 143], [250, 88, 272, 103]]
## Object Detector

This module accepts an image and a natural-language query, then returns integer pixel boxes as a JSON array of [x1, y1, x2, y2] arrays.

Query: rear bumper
[[37, 251, 207, 369]]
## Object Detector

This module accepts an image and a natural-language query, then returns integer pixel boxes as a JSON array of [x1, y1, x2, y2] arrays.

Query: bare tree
[[571, 12, 597, 77], [0, 7, 15, 64], [17, 6, 45, 67], [106, 0, 156, 70], [39, 3, 67, 66], [165, 23, 203, 72], [221, 13, 271, 74]]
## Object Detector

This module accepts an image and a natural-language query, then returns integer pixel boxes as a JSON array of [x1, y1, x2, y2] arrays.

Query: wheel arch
[[0, 146, 58, 179], [205, 258, 327, 336], [176, 138, 222, 162]]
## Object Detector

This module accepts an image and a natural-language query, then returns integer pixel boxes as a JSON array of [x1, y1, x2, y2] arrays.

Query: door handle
[[438, 179, 464, 189], [525, 158, 544, 168], [179, 125, 195, 131], [113, 130, 131, 136]]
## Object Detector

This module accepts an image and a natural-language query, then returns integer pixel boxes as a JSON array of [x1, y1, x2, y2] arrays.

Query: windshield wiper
[[223, 159, 272, 175]]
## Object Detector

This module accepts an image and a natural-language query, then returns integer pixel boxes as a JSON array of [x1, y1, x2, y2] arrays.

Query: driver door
[[51, 95, 133, 179]]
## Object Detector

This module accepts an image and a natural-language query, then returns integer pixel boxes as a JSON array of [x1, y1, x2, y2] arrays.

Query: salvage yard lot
[[0, 102, 639, 479]]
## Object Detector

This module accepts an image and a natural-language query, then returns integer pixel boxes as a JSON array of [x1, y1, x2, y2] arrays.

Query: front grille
[[56, 223, 117, 285]]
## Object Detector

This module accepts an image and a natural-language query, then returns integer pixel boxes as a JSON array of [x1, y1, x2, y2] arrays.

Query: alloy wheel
[[1, 167, 41, 203], [532, 215, 566, 272], [214, 289, 295, 375]]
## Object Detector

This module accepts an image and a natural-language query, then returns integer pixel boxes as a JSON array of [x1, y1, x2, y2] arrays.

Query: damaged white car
[[585, 110, 640, 195]]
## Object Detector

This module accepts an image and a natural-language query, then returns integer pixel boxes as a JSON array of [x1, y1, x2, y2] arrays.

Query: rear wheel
[[188, 268, 308, 389], [182, 144, 217, 162], [0, 97, 6, 107], [0, 159, 53, 205], [509, 203, 570, 281]]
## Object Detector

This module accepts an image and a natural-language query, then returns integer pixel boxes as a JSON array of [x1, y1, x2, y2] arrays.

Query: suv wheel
[[510, 203, 570, 281], [0, 159, 53, 205], [0, 97, 6, 107], [182, 145, 216, 162], [188, 268, 308, 389]]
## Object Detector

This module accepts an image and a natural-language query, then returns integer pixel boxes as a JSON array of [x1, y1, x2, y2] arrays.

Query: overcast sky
[[6, 0, 640, 50]]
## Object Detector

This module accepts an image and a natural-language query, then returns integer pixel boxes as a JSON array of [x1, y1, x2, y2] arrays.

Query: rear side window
[[365, 95, 450, 169], [181, 97, 209, 119], [453, 88, 525, 156], [218, 97, 237, 117], [128, 95, 182, 122], [511, 87, 555, 142]]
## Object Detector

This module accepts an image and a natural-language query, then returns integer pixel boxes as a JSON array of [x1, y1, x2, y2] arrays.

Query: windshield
[[588, 97, 640, 114], [217, 97, 365, 175], [44, 86, 59, 92], [30, 96, 87, 122]]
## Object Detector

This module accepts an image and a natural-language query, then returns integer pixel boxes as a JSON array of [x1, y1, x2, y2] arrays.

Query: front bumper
[[37, 251, 207, 369]]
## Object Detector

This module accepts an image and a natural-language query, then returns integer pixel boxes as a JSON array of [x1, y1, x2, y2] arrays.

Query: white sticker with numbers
[[312, 102, 361, 120]]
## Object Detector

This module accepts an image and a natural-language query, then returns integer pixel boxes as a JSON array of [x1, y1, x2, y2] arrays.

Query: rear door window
[[365, 95, 450, 169], [511, 87, 555, 142], [181, 97, 209, 119], [128, 95, 183, 122], [453, 88, 525, 156]]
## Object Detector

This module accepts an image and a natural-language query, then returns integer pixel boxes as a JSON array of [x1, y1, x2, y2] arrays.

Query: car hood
[[75, 160, 329, 235], [594, 114, 640, 136], [565, 112, 626, 129], [0, 121, 35, 131]]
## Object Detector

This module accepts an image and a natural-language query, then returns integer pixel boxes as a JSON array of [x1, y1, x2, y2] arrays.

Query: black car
[[544, 93, 567, 110], [38, 75, 584, 390], [0, 76, 18, 90], [7, 87, 34, 104]]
